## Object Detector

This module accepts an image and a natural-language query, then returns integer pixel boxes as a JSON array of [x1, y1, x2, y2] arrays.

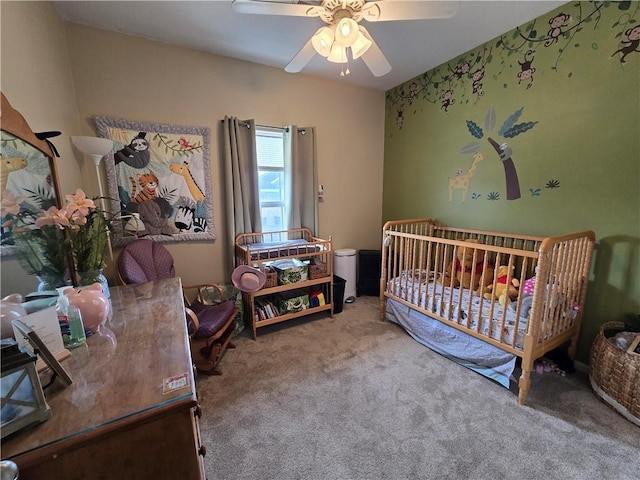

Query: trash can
[[333, 275, 346, 314], [334, 248, 357, 303]]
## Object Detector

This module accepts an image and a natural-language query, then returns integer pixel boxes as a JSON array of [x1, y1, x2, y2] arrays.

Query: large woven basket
[[589, 321, 640, 426]]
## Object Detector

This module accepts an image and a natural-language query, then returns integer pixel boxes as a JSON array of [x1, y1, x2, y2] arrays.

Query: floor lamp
[[70, 135, 115, 261]]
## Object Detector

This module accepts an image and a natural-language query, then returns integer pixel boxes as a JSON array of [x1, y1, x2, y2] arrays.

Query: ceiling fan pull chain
[[341, 56, 351, 77]]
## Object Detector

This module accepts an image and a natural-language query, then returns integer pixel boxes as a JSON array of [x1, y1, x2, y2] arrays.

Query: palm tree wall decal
[[461, 105, 538, 200]]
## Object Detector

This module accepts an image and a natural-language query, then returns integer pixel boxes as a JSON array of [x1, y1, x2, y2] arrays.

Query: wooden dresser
[[1, 278, 206, 480]]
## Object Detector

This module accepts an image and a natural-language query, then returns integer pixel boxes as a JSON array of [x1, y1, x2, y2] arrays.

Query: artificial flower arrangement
[[1, 188, 112, 287]]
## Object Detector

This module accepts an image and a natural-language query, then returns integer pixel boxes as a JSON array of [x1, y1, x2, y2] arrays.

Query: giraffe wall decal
[[448, 152, 485, 203], [169, 161, 205, 202]]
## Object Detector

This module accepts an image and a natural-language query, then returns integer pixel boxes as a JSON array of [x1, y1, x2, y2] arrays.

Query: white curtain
[[222, 116, 261, 275], [284, 126, 318, 234]]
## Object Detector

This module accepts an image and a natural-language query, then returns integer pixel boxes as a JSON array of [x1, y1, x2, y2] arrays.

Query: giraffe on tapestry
[[1, 155, 27, 194], [169, 161, 205, 202], [448, 152, 485, 203]]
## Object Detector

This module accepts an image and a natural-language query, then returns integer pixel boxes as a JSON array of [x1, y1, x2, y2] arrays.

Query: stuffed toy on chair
[[483, 265, 519, 306], [440, 239, 493, 291]]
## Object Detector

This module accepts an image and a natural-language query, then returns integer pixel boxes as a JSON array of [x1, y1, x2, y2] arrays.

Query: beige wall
[[1, 2, 385, 295], [1, 1, 85, 295]]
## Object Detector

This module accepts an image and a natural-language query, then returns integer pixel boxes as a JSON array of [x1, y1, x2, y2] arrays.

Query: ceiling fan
[[231, 0, 459, 77]]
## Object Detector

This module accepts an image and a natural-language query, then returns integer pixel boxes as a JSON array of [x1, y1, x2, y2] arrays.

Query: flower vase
[[77, 269, 111, 299], [36, 272, 72, 292]]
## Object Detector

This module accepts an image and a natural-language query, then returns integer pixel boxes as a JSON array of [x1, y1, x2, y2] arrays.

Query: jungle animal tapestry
[[95, 116, 215, 244]]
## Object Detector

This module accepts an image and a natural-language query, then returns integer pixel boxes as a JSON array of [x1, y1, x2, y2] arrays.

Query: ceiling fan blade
[[232, 0, 324, 18], [285, 38, 317, 73], [362, 0, 460, 22], [358, 27, 391, 77]]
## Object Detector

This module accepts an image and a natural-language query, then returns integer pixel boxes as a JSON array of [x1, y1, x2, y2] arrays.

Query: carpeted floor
[[195, 296, 639, 480]]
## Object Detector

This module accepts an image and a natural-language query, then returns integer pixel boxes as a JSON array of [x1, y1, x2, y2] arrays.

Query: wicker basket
[[589, 321, 640, 426], [309, 261, 328, 279], [262, 267, 277, 289]]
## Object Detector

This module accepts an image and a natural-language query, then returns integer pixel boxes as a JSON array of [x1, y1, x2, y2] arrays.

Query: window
[[256, 127, 286, 233]]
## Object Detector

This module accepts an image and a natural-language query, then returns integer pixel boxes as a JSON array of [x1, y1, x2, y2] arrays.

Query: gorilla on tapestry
[[95, 116, 215, 244]]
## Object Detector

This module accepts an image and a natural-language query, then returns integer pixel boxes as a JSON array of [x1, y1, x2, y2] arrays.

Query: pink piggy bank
[[1, 293, 27, 339], [63, 283, 110, 332]]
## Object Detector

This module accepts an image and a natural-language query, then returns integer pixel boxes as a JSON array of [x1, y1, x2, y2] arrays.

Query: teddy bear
[[483, 264, 519, 306], [439, 239, 493, 291]]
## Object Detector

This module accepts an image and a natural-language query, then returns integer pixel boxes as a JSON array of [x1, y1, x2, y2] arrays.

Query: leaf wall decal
[[459, 142, 482, 155], [484, 105, 496, 132], [498, 107, 524, 136], [503, 121, 538, 138], [466, 120, 483, 139]]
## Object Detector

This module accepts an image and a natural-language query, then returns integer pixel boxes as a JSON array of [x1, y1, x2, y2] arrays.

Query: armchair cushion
[[118, 239, 175, 283], [199, 284, 245, 336], [188, 299, 236, 340]]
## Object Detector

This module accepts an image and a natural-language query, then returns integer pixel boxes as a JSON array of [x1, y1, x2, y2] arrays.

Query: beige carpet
[[196, 296, 639, 480]]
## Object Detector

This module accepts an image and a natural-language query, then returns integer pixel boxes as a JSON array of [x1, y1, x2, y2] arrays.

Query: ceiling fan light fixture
[[351, 28, 372, 60], [311, 26, 334, 57], [327, 43, 348, 64], [334, 17, 359, 47]]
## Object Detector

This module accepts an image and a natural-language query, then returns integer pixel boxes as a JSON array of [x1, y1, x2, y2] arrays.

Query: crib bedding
[[385, 298, 517, 388], [387, 270, 528, 350]]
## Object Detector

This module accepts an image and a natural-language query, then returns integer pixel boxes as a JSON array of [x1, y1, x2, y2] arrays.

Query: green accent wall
[[383, 1, 639, 363]]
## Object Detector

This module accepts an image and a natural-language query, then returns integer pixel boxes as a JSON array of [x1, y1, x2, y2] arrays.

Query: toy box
[[272, 258, 308, 285]]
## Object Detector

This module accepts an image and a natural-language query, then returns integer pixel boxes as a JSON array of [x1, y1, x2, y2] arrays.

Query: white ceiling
[[53, 0, 567, 91]]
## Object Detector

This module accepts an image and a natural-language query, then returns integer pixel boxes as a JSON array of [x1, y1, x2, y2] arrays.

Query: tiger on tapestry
[[129, 172, 159, 204]]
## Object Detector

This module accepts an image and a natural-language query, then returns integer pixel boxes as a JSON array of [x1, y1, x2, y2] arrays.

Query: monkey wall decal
[[441, 89, 456, 112], [396, 109, 405, 129], [471, 68, 485, 96], [545, 13, 570, 46], [407, 82, 419, 104], [453, 61, 470, 79], [517, 50, 536, 88], [612, 25, 640, 64]]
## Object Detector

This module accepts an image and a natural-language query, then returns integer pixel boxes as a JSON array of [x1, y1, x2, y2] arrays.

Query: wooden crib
[[379, 218, 595, 405]]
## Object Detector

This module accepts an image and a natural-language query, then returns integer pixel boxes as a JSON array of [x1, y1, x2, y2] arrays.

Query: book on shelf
[[255, 298, 280, 320]]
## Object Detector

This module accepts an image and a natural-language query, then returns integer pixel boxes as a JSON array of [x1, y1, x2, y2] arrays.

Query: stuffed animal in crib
[[509, 269, 537, 317], [440, 239, 493, 291], [483, 265, 519, 306]]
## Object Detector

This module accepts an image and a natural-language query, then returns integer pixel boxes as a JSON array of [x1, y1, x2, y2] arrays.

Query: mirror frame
[[0, 92, 63, 257]]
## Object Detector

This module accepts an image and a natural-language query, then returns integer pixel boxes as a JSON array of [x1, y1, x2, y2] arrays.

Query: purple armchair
[[117, 239, 238, 375]]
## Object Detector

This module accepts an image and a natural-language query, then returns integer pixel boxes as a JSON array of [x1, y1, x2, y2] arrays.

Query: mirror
[[0, 92, 62, 257]]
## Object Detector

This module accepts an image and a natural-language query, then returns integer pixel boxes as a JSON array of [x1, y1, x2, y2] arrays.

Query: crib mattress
[[387, 270, 528, 349]]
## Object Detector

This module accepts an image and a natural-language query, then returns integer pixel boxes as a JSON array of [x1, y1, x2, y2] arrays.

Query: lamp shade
[[327, 44, 348, 64], [71, 136, 114, 165], [351, 27, 373, 59], [334, 18, 359, 47], [311, 26, 334, 57]]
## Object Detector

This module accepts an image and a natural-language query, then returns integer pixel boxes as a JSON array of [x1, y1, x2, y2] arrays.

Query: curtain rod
[[219, 119, 305, 133], [220, 119, 289, 132]]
